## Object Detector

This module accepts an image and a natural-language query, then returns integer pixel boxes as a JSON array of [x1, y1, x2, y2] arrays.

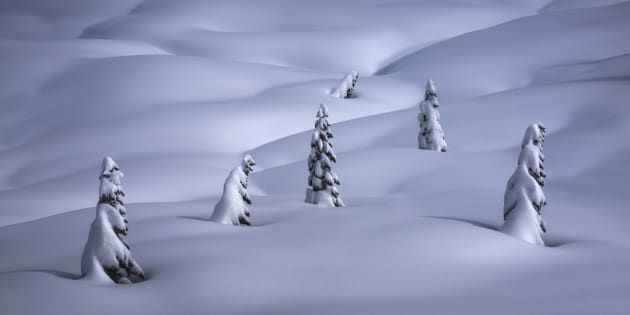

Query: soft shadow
[[0, 269, 81, 280], [347, 91, 361, 99], [177, 215, 210, 222], [178, 215, 271, 228], [423, 215, 498, 231], [544, 237, 577, 248]]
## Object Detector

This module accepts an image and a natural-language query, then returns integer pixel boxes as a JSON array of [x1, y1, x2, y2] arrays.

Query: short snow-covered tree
[[305, 104, 344, 207], [210, 155, 256, 226], [500, 123, 547, 245], [81, 157, 145, 284], [331, 70, 359, 98], [417, 79, 447, 152]]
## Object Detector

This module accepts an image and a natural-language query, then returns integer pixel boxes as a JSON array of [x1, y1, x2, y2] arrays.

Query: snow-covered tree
[[331, 70, 359, 98], [81, 157, 145, 284], [500, 123, 547, 246], [417, 79, 447, 152], [210, 155, 256, 226], [305, 104, 344, 207]]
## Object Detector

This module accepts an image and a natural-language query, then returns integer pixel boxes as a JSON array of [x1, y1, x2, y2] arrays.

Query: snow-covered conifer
[[417, 79, 447, 152], [210, 155, 256, 226], [81, 157, 144, 284], [331, 70, 359, 98], [500, 123, 547, 245], [305, 104, 344, 207]]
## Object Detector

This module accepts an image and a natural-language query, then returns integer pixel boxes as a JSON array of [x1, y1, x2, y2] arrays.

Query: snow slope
[[1, 0, 630, 314]]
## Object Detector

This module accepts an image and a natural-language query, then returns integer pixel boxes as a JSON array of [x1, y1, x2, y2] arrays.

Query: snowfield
[[1, 0, 630, 314]]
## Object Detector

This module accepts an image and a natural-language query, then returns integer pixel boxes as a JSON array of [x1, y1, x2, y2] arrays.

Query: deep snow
[[1, 0, 630, 314]]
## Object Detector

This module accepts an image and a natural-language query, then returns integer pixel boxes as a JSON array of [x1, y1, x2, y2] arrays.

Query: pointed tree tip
[[242, 154, 256, 166], [101, 156, 118, 172], [317, 103, 329, 117]]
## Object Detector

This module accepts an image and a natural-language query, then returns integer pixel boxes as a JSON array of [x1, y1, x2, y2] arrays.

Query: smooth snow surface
[[2, 0, 630, 314]]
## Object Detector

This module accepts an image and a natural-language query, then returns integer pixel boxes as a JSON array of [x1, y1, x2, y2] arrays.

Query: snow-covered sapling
[[417, 79, 447, 152], [81, 157, 145, 284], [305, 104, 344, 207], [500, 123, 547, 245], [210, 155, 256, 226], [331, 70, 359, 98]]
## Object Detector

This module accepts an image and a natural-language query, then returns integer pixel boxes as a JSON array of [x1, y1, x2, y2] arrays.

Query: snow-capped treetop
[[99, 156, 125, 204], [101, 156, 120, 178], [311, 104, 336, 166], [351, 70, 359, 85], [331, 71, 359, 98], [317, 103, 329, 118], [241, 154, 256, 175], [521, 122, 545, 149], [425, 79, 438, 103], [518, 122, 546, 185]]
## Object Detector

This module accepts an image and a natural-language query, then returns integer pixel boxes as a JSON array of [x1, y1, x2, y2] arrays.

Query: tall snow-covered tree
[[331, 70, 359, 98], [81, 157, 145, 284], [210, 155, 256, 226], [500, 123, 547, 246], [305, 104, 344, 207], [417, 79, 447, 152]]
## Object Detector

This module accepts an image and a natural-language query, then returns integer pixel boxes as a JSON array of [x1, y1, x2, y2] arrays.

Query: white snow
[[501, 123, 547, 245], [305, 104, 344, 207], [81, 157, 144, 284], [417, 79, 447, 151], [210, 155, 255, 226], [330, 70, 359, 98], [2, 0, 630, 313]]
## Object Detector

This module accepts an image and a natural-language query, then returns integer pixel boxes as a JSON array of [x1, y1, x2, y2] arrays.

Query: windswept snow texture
[[2, 0, 630, 314]]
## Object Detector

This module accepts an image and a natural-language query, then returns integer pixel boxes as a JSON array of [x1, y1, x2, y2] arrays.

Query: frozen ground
[[1, 0, 630, 314]]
